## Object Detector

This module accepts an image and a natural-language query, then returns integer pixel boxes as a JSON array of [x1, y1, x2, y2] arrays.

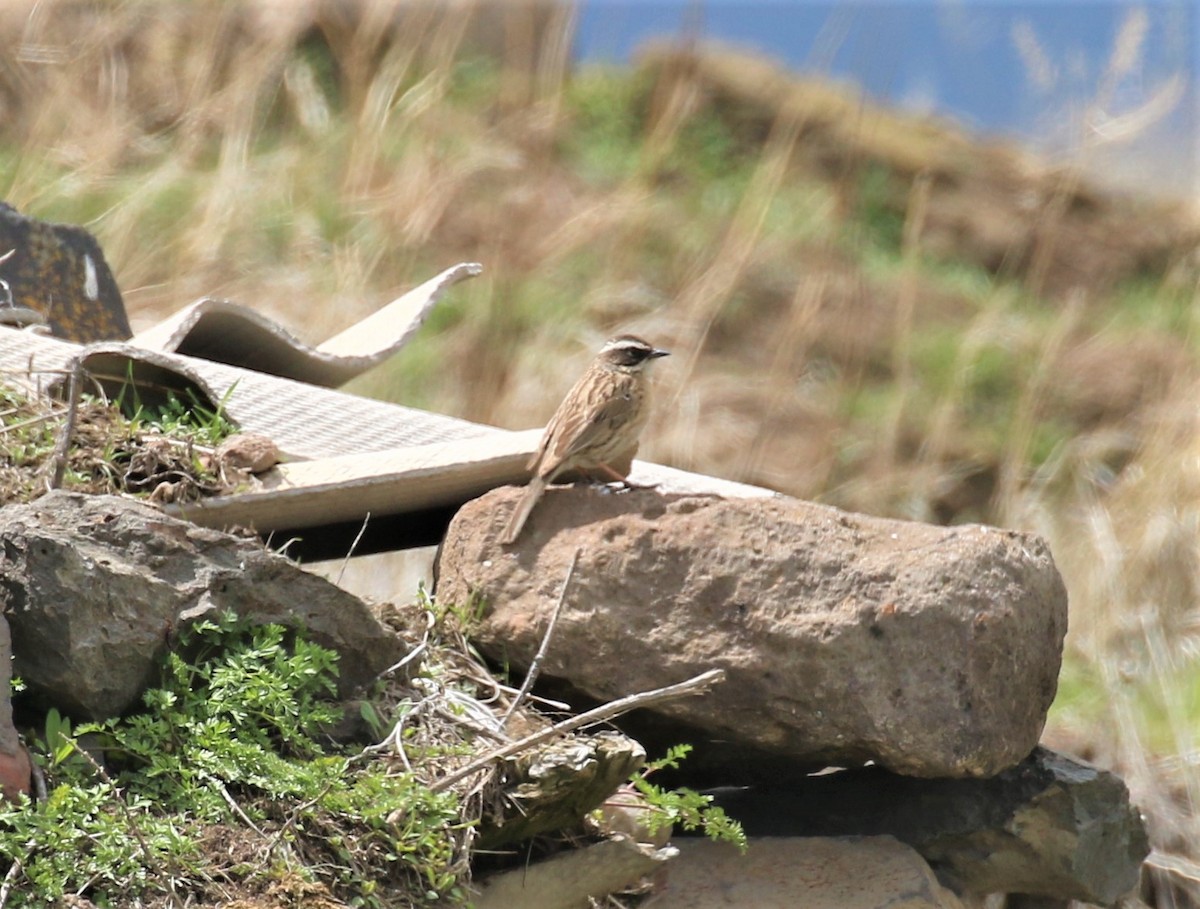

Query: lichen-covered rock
[[436, 486, 1068, 778]]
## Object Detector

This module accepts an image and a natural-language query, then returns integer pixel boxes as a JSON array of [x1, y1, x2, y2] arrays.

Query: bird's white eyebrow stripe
[[602, 338, 650, 353]]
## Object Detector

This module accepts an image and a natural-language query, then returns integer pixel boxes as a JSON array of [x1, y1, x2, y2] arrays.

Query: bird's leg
[[594, 462, 657, 492], [565, 465, 627, 488], [561, 467, 600, 487]]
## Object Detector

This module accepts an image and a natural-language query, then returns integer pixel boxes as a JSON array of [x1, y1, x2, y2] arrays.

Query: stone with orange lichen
[[0, 745, 31, 804], [0, 202, 131, 342], [0, 615, 29, 803]]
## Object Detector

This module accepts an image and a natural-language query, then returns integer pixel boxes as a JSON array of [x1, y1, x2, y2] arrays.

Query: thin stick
[[493, 683, 571, 712], [48, 359, 83, 489], [214, 780, 265, 837], [502, 547, 579, 727], [335, 512, 371, 587], [264, 771, 343, 860], [69, 741, 165, 881], [0, 412, 57, 436], [435, 706, 511, 743], [0, 848, 24, 909], [430, 668, 725, 794], [381, 608, 434, 677], [30, 762, 47, 803]]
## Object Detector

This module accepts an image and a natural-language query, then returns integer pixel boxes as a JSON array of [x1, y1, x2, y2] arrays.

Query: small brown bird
[[501, 334, 670, 544]]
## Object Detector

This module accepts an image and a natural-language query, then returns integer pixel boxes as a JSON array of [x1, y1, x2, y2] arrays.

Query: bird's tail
[[501, 476, 547, 545]]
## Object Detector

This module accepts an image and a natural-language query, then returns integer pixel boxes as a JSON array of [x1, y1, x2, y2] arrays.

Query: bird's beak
[[650, 348, 670, 359]]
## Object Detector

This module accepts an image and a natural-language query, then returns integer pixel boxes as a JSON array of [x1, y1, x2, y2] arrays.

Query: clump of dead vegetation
[[0, 375, 238, 505]]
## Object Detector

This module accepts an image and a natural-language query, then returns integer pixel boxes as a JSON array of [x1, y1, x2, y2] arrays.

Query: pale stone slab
[[650, 837, 964, 909]]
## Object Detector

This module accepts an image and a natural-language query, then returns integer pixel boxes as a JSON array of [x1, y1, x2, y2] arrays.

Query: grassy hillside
[[4, 1, 1200, 902]]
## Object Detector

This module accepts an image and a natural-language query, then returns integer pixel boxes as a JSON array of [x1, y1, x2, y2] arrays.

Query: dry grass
[[4, 0, 1200, 904], [1021, 396, 1200, 904]]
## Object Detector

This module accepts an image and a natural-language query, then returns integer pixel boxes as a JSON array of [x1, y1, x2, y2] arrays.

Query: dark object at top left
[[0, 202, 131, 342]]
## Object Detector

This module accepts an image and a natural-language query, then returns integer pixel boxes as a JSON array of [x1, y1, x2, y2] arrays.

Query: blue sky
[[575, 1, 1197, 197]]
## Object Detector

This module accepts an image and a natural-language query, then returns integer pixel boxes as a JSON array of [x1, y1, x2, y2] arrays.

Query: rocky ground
[[0, 484, 1148, 907], [3, 0, 1200, 904]]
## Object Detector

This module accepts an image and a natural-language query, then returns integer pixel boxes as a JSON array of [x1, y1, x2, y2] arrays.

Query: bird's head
[[598, 335, 670, 372]]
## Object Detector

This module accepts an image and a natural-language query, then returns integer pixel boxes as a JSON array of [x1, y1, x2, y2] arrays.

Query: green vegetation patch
[[2, 612, 468, 907]]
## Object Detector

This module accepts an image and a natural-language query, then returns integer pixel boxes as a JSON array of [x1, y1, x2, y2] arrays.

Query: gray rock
[[472, 835, 676, 909], [654, 837, 964, 909], [706, 747, 1148, 906], [436, 486, 1069, 778], [0, 491, 402, 719]]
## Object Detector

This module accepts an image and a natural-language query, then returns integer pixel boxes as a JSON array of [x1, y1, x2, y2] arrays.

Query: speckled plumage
[[501, 335, 669, 544]]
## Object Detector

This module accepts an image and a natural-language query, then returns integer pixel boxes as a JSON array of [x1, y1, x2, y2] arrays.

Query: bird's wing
[[535, 374, 629, 477]]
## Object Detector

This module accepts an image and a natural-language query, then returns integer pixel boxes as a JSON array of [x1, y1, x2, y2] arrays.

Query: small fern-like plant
[[629, 744, 747, 851]]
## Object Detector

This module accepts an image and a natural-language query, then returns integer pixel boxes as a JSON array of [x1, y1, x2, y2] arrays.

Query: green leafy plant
[[0, 374, 244, 504], [120, 381, 239, 449], [0, 611, 466, 906], [0, 385, 59, 468], [629, 744, 747, 851], [33, 707, 89, 773], [0, 780, 197, 902]]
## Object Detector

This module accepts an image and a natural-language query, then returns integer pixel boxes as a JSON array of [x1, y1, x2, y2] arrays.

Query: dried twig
[[0, 849, 25, 909], [384, 698, 427, 773], [502, 547, 580, 728], [335, 512, 371, 587], [0, 412, 57, 436], [443, 685, 507, 730], [430, 668, 725, 794], [381, 609, 435, 678], [30, 761, 47, 803], [354, 689, 438, 773], [213, 779, 265, 837], [264, 773, 342, 862], [68, 740, 170, 889], [434, 705, 510, 744], [48, 358, 84, 489], [494, 683, 571, 712]]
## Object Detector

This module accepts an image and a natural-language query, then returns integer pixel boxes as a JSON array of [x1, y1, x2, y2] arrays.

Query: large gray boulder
[[436, 485, 1069, 778], [0, 491, 402, 719]]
